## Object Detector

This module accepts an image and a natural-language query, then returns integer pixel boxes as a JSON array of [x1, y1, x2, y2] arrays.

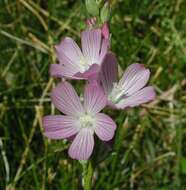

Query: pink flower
[[50, 29, 109, 81], [99, 53, 156, 109], [42, 82, 116, 160]]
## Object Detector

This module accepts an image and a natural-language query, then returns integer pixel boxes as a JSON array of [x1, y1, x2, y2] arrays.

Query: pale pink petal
[[55, 37, 84, 73], [97, 38, 109, 64], [50, 64, 77, 78], [81, 29, 102, 65], [50, 64, 100, 80], [68, 128, 94, 160], [84, 83, 107, 114], [75, 64, 100, 81], [51, 82, 84, 116], [50, 64, 64, 78], [43, 115, 80, 139], [116, 86, 156, 109], [118, 64, 150, 96], [94, 113, 116, 141], [100, 53, 118, 94]]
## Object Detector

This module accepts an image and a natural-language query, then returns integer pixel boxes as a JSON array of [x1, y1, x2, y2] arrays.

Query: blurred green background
[[0, 0, 186, 189]]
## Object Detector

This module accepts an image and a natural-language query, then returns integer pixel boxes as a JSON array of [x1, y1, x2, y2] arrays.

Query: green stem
[[81, 161, 93, 190]]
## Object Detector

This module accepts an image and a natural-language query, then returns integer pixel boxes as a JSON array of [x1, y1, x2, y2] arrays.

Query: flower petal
[[94, 113, 116, 141], [116, 86, 156, 109], [55, 37, 84, 73], [49, 64, 76, 78], [97, 38, 109, 64], [75, 64, 100, 81], [68, 128, 94, 160], [84, 83, 107, 114], [100, 53, 118, 94], [50, 64, 64, 78], [50, 64, 84, 79], [81, 29, 102, 65], [51, 82, 84, 116], [43, 115, 80, 139], [118, 64, 150, 95]]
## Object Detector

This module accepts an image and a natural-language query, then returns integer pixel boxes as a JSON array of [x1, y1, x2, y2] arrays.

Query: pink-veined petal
[[43, 115, 80, 139], [68, 128, 94, 160], [84, 83, 107, 114], [97, 38, 109, 64], [51, 82, 84, 116], [116, 86, 156, 109], [50, 63, 99, 80], [94, 113, 116, 141], [75, 64, 100, 82], [100, 53, 118, 94], [50, 64, 63, 78], [55, 37, 84, 73], [81, 29, 102, 65], [50, 64, 77, 78], [118, 64, 150, 96]]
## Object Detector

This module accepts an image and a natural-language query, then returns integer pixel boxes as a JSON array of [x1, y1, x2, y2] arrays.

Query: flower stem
[[81, 161, 93, 190]]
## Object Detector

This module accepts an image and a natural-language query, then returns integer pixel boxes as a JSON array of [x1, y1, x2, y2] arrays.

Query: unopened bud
[[101, 22, 110, 39], [86, 17, 97, 28]]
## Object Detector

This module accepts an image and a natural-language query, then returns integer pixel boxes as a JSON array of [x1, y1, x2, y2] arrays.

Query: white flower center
[[79, 114, 95, 128], [108, 83, 125, 104], [79, 56, 89, 72]]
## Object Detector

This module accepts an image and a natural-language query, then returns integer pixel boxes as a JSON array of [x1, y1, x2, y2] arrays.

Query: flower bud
[[85, 0, 99, 16], [101, 22, 110, 39], [86, 17, 97, 28], [100, 2, 110, 23]]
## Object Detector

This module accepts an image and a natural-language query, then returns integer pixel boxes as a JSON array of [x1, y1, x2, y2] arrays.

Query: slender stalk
[[81, 161, 93, 190]]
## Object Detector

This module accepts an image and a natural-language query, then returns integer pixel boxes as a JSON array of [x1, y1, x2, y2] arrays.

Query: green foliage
[[85, 0, 100, 16], [181, 157, 186, 174], [0, 0, 186, 189], [100, 2, 110, 23]]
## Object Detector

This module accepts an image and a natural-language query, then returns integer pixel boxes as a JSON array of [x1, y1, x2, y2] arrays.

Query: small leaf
[[85, 0, 99, 16], [100, 2, 110, 23]]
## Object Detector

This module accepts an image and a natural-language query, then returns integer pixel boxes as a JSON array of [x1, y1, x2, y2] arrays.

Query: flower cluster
[[42, 2, 155, 161]]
